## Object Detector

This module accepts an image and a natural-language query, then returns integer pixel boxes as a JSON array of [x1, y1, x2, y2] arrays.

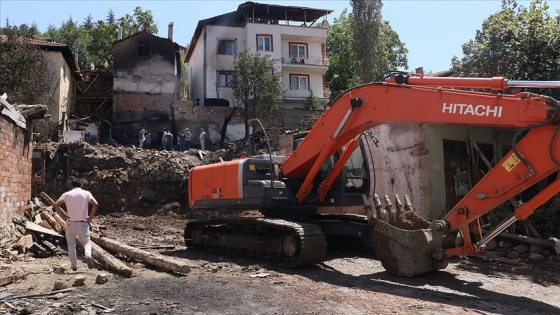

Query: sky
[[1, 0, 559, 73]]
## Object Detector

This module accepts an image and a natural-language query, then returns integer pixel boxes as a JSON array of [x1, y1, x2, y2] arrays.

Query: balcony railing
[[280, 55, 328, 66], [246, 18, 329, 28]]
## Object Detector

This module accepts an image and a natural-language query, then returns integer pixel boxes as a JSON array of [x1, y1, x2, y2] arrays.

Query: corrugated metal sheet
[[0, 95, 27, 129]]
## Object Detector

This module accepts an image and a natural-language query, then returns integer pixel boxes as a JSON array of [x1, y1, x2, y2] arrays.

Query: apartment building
[[185, 1, 333, 109]]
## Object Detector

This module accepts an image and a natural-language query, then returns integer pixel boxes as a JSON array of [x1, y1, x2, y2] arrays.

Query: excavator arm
[[280, 72, 560, 276]]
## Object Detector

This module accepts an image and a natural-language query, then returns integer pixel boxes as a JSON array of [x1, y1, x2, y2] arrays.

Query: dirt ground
[[2, 204, 560, 315]]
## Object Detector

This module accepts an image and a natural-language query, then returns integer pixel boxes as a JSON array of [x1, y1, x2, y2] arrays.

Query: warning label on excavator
[[502, 153, 520, 172]]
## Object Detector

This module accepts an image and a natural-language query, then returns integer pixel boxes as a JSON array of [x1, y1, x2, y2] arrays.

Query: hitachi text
[[442, 103, 503, 117]]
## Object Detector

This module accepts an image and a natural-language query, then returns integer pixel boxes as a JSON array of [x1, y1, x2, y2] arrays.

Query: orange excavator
[[186, 71, 560, 276]]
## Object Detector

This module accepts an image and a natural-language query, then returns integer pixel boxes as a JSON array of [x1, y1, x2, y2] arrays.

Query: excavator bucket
[[366, 194, 447, 277]]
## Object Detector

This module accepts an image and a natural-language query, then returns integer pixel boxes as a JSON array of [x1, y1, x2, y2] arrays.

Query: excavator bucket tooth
[[369, 194, 445, 277]]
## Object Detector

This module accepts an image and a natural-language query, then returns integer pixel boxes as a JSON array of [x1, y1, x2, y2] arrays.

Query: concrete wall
[[368, 123, 511, 220], [44, 51, 72, 123], [0, 112, 32, 231], [113, 99, 318, 147]]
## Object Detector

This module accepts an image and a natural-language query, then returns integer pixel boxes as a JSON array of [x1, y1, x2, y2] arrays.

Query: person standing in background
[[138, 127, 146, 149], [199, 128, 207, 150], [185, 128, 192, 150]]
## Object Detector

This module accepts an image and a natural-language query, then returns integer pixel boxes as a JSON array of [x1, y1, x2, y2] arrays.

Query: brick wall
[[0, 115, 32, 227]]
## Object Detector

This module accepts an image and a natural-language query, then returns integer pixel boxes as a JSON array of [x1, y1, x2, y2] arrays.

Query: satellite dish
[[321, 20, 329, 28]]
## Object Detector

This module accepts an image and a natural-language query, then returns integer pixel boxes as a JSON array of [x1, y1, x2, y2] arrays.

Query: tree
[[88, 20, 118, 69], [117, 7, 158, 38], [43, 17, 92, 70], [231, 49, 284, 141], [350, 0, 382, 84], [325, 6, 408, 95], [0, 29, 58, 141], [453, 0, 560, 97], [325, 9, 356, 93]]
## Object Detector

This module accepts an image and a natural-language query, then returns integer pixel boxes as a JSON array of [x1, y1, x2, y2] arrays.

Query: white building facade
[[186, 2, 333, 109]]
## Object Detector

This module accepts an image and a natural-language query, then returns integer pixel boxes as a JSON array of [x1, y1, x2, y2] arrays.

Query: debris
[[249, 273, 273, 278], [54, 281, 68, 290], [24, 221, 63, 237], [92, 302, 115, 313], [95, 273, 109, 285], [2, 301, 17, 310], [12, 288, 74, 300], [14, 234, 33, 253], [73, 275, 86, 287], [0, 293, 13, 302], [92, 235, 191, 274], [40, 212, 63, 232], [0, 272, 28, 287], [53, 265, 66, 274]]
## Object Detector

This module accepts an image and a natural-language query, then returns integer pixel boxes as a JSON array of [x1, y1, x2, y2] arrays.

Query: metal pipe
[[477, 215, 517, 247], [507, 80, 560, 88]]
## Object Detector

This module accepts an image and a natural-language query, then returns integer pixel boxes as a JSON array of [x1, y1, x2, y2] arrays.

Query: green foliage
[[117, 7, 158, 39], [0, 30, 60, 140], [88, 20, 118, 69], [1, 7, 159, 71], [44, 17, 92, 70], [0, 29, 53, 105], [350, 0, 382, 83], [231, 49, 284, 139], [304, 90, 321, 110], [453, 0, 560, 98], [325, 6, 408, 94]]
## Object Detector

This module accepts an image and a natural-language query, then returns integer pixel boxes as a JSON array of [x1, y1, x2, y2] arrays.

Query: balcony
[[280, 55, 328, 73]]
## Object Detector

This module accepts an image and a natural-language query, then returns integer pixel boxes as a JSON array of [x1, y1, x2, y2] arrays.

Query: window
[[138, 44, 151, 57], [290, 75, 308, 90], [290, 43, 307, 60], [218, 72, 233, 87], [257, 35, 272, 52], [218, 40, 235, 55]]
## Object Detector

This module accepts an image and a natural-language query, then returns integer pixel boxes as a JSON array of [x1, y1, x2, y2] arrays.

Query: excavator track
[[184, 217, 327, 268]]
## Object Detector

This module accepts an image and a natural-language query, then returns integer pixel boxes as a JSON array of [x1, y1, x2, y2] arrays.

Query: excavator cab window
[[343, 146, 368, 193]]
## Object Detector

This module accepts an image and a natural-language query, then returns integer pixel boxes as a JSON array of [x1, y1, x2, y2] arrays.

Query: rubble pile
[[33, 142, 235, 214]]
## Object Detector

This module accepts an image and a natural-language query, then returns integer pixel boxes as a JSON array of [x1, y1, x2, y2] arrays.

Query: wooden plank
[[24, 221, 63, 237]]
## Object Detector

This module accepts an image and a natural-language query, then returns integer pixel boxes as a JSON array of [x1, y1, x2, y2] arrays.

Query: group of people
[[138, 126, 207, 151]]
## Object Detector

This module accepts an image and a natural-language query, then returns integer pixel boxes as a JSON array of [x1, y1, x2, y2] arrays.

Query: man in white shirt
[[54, 179, 98, 271], [199, 128, 207, 150]]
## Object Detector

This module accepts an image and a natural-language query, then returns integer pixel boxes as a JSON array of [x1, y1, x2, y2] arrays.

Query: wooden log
[[90, 241, 133, 278], [0, 272, 28, 287], [38, 220, 54, 230], [92, 235, 191, 274], [38, 191, 133, 278], [41, 213, 62, 232], [52, 213, 67, 229], [483, 229, 560, 253], [14, 234, 34, 253]]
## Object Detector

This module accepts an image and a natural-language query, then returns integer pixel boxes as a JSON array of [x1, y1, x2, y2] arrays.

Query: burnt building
[[112, 26, 183, 144]]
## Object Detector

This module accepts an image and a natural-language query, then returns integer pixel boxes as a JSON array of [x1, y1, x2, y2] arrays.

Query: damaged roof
[[0, 94, 26, 129], [185, 1, 333, 61]]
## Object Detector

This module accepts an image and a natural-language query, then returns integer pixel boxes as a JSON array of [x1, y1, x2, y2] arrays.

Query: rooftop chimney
[[415, 67, 424, 75], [117, 27, 122, 40], [168, 22, 174, 41]]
